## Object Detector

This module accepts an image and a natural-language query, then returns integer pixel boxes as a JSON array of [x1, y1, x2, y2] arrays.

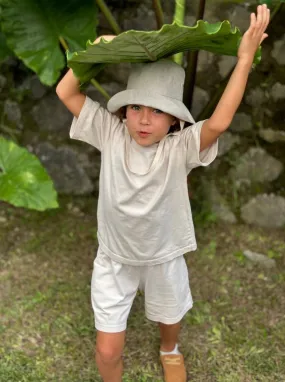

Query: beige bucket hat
[[107, 59, 195, 124]]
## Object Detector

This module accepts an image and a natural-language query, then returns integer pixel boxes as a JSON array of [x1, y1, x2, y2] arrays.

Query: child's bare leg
[[159, 322, 180, 351], [95, 330, 125, 382]]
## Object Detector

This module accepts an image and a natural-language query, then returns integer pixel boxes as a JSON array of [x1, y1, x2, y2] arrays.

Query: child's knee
[[96, 331, 125, 364], [96, 345, 122, 364]]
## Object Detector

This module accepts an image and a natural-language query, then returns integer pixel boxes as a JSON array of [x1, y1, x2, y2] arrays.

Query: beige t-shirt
[[70, 96, 218, 265]]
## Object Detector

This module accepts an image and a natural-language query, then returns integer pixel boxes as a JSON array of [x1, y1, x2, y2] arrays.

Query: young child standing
[[56, 5, 269, 382]]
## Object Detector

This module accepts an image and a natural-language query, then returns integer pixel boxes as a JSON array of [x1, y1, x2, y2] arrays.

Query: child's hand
[[94, 35, 116, 44], [238, 4, 270, 63]]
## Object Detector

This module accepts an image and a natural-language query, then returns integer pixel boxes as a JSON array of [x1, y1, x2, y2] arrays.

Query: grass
[[0, 198, 285, 381]]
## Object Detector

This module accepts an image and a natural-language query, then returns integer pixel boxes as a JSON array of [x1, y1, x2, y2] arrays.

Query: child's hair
[[116, 106, 183, 133]]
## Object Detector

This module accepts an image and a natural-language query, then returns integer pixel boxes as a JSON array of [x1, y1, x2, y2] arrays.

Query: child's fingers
[[247, 12, 256, 36], [260, 5, 269, 31], [254, 5, 268, 38], [260, 7, 270, 39], [263, 6, 268, 27], [262, 6, 269, 28], [260, 33, 268, 45], [259, 4, 265, 25], [253, 5, 263, 38]]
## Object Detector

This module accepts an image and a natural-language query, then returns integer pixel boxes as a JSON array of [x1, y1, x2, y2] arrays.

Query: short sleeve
[[69, 96, 122, 151], [181, 120, 218, 172]]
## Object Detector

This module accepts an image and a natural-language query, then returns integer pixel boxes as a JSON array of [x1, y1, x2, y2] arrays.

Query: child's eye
[[131, 105, 140, 111], [153, 109, 163, 114]]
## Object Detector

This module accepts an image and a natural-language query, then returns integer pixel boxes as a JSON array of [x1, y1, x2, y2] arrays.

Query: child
[[56, 5, 269, 382]]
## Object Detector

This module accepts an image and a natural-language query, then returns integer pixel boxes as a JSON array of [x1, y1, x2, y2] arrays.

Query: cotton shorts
[[91, 247, 193, 333]]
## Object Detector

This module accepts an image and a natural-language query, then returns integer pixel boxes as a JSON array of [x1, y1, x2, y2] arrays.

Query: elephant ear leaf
[[0, 0, 98, 86], [67, 20, 261, 84], [0, 137, 58, 211], [0, 27, 12, 61]]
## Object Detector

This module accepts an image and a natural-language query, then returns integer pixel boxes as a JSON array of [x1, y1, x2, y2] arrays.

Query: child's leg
[[144, 255, 192, 334], [144, 256, 192, 381], [159, 322, 181, 352], [91, 247, 140, 381], [95, 330, 125, 382]]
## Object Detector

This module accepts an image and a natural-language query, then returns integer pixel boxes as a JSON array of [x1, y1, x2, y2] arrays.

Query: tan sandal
[[160, 354, 187, 382]]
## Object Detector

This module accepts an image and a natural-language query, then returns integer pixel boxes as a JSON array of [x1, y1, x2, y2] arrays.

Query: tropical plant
[[0, 0, 283, 92], [0, 0, 98, 210], [0, 0, 98, 86], [0, 25, 11, 61], [0, 0, 283, 211], [0, 137, 58, 211], [67, 21, 261, 85]]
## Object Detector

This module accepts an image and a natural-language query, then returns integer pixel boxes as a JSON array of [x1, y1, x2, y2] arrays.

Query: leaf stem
[[197, 70, 234, 121], [91, 79, 110, 100], [270, 2, 283, 21], [96, 0, 122, 35], [183, 0, 206, 111], [152, 0, 164, 29], [173, 0, 186, 65], [59, 36, 69, 51]]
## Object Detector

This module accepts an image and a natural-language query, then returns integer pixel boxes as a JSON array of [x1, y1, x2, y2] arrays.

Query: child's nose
[[140, 107, 151, 125]]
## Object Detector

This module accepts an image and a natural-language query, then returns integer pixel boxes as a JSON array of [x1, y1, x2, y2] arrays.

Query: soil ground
[[1, 197, 284, 381]]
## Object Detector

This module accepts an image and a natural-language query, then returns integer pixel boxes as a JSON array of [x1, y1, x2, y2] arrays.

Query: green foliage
[[259, 0, 285, 6], [209, 0, 284, 4], [234, 250, 247, 265], [186, 300, 212, 325], [0, 0, 280, 213], [0, 0, 97, 85], [0, 26, 12, 61], [67, 20, 261, 84], [0, 137, 58, 211], [0, 351, 47, 382]]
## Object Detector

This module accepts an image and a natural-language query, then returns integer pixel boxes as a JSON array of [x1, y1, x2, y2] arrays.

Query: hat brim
[[107, 89, 195, 124]]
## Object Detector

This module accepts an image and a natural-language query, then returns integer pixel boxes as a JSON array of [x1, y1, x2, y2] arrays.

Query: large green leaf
[[0, 0, 97, 85], [67, 20, 261, 84], [0, 137, 58, 211], [0, 26, 12, 61]]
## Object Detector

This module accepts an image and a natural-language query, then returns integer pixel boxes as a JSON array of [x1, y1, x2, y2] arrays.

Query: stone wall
[[0, 0, 284, 228]]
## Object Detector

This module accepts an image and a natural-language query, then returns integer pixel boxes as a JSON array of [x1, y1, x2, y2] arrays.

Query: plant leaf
[[0, 25, 12, 61], [259, 0, 285, 6], [0, 137, 58, 211], [0, 0, 97, 85], [67, 20, 261, 84]]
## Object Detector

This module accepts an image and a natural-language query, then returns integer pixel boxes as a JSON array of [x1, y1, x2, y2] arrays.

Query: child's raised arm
[[56, 35, 116, 118], [199, 4, 270, 152]]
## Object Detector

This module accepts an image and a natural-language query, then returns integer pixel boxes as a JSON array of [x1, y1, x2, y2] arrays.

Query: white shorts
[[91, 247, 193, 333]]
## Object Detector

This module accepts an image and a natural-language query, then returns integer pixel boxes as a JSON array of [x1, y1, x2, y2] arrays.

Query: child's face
[[126, 105, 176, 146]]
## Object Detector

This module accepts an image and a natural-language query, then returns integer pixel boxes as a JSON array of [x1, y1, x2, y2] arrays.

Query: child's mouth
[[138, 131, 151, 138]]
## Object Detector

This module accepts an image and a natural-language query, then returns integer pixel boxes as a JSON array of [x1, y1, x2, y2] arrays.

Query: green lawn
[[1, 198, 284, 381]]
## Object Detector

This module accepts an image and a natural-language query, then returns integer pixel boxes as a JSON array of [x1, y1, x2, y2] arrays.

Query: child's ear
[[116, 106, 127, 121], [171, 118, 178, 126]]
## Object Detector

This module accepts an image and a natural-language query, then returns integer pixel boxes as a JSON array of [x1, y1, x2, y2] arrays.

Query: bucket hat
[[107, 60, 195, 125]]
